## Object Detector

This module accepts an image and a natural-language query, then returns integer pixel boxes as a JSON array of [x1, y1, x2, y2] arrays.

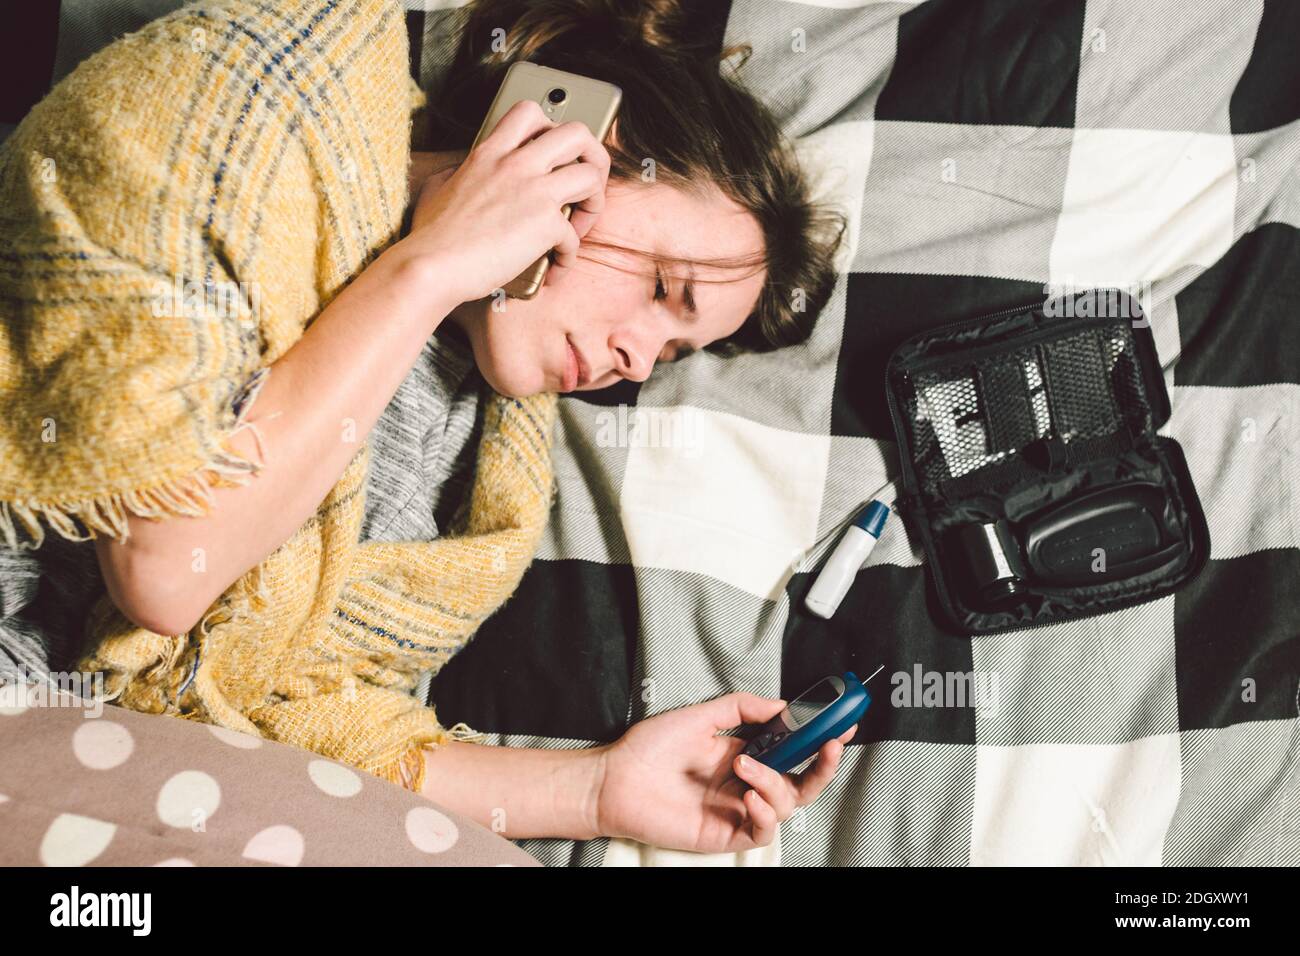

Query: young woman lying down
[[0, 0, 848, 853]]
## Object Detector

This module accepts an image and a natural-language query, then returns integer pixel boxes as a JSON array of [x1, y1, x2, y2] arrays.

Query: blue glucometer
[[741, 672, 871, 773]]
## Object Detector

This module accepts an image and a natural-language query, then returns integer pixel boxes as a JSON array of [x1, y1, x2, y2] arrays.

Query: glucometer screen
[[787, 678, 840, 725]]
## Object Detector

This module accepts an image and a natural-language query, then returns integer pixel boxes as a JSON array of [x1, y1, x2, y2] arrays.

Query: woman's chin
[[480, 367, 548, 400]]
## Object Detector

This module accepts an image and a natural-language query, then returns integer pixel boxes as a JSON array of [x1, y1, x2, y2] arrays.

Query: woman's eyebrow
[[655, 242, 700, 321], [682, 266, 698, 318]]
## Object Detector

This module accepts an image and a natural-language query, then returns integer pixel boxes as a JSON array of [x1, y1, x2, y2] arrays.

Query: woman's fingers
[[522, 119, 610, 238], [793, 739, 847, 805], [522, 117, 612, 178], [743, 789, 778, 847], [727, 724, 862, 849], [734, 722, 858, 810], [568, 205, 600, 243], [477, 98, 555, 156], [550, 218, 582, 271], [734, 753, 797, 820], [701, 692, 787, 733], [546, 161, 607, 237], [475, 100, 612, 247]]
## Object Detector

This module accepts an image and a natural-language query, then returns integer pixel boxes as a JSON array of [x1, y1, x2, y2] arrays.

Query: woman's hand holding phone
[[421, 690, 854, 850], [396, 98, 611, 306], [592, 692, 856, 853], [99, 104, 609, 635]]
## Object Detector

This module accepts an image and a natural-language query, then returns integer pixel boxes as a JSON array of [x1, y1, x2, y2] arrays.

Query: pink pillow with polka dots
[[0, 684, 539, 867]]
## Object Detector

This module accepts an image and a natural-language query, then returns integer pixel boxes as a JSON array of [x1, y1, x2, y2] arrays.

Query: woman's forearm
[[420, 741, 609, 841], [95, 241, 458, 635]]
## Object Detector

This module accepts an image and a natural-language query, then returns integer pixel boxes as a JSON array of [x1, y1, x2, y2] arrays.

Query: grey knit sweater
[[0, 325, 484, 688]]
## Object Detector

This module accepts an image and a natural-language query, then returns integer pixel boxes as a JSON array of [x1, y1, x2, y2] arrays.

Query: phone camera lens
[[546, 87, 567, 105]]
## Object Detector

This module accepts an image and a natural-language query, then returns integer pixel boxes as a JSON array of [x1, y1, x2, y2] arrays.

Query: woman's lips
[[563, 335, 590, 392]]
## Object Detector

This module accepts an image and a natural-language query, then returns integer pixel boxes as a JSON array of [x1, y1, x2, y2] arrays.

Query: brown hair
[[425, 0, 848, 356]]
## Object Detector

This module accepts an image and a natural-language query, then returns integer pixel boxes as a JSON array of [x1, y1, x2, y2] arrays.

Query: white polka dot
[[307, 759, 363, 798], [405, 806, 460, 854], [40, 813, 116, 866], [153, 858, 196, 867], [72, 720, 134, 770], [156, 770, 221, 829], [0, 794, 8, 804], [0, 682, 29, 716], [207, 724, 263, 749], [242, 825, 304, 866]]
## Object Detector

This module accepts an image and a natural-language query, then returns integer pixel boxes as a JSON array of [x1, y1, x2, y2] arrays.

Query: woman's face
[[446, 178, 766, 397]]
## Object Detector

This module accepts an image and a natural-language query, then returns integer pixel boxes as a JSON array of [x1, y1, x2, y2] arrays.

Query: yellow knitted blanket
[[0, 0, 558, 790]]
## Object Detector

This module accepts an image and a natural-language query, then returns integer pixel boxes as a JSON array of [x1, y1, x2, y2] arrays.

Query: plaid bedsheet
[[12, 0, 1299, 867], [421, 0, 1300, 866]]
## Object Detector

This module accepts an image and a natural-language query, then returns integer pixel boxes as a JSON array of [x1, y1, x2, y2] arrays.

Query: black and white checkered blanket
[[420, 0, 1300, 866], [15, 0, 1298, 866]]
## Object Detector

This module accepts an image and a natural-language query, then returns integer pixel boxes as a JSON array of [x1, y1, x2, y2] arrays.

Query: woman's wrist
[[556, 744, 609, 841], [420, 739, 612, 841], [375, 239, 465, 328]]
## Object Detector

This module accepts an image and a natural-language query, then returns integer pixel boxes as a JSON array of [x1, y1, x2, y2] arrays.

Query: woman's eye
[[653, 266, 668, 302]]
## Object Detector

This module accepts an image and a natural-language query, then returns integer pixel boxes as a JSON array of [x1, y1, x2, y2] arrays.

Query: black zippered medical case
[[884, 288, 1211, 636]]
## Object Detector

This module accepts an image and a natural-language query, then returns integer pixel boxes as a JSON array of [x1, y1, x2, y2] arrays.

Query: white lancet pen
[[804, 500, 891, 619]]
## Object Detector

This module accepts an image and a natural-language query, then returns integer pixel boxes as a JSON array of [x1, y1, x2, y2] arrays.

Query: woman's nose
[[611, 344, 653, 382], [610, 331, 660, 382]]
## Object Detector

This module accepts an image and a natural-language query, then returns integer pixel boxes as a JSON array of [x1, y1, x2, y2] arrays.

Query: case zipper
[[902, 312, 1125, 375]]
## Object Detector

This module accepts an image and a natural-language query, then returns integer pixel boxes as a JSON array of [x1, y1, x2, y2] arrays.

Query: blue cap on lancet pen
[[851, 500, 890, 537], [804, 500, 891, 619]]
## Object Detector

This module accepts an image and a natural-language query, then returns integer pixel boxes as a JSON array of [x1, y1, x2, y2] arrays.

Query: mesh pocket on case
[[901, 325, 1152, 489]]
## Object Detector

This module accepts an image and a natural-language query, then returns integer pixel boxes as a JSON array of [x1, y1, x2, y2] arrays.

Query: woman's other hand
[[396, 98, 611, 306], [593, 692, 857, 853]]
